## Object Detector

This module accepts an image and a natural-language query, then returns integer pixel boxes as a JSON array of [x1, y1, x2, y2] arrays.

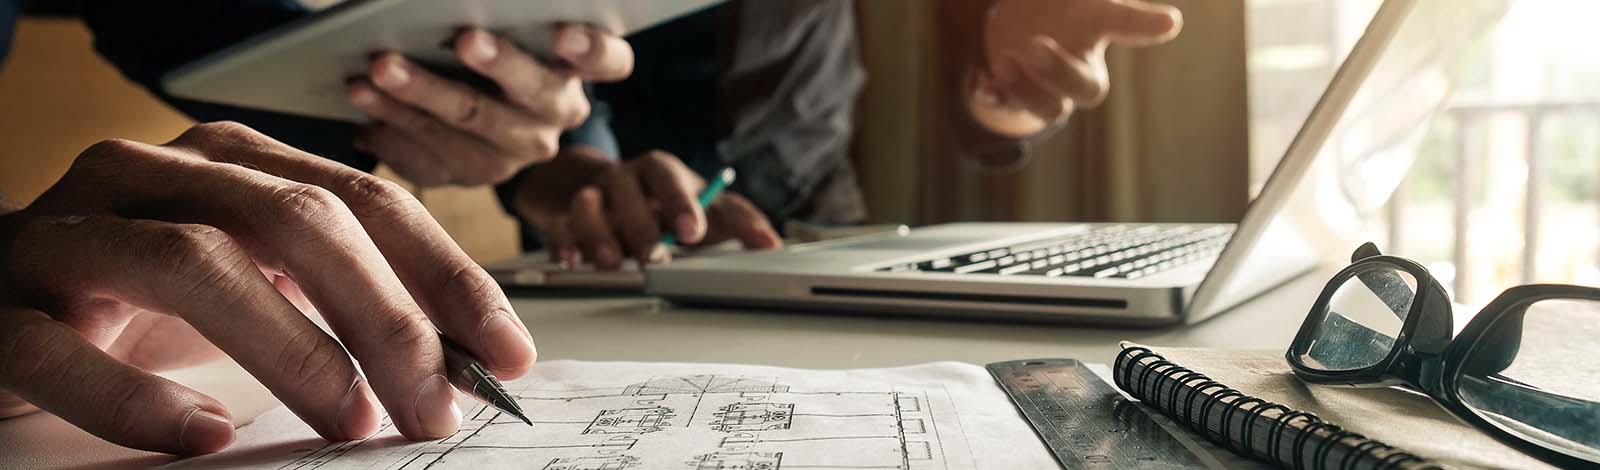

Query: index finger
[[168, 125, 536, 380], [635, 152, 706, 245], [1100, 0, 1183, 45]]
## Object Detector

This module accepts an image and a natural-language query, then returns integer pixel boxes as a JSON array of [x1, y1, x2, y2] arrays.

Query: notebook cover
[[1136, 345, 1555, 470]]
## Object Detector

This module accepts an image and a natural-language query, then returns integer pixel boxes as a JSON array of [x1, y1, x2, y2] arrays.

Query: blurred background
[[1, 0, 1595, 305], [1248, 0, 1600, 303]]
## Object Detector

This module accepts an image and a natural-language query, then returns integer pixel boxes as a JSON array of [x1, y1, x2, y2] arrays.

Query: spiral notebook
[[1112, 343, 1557, 470]]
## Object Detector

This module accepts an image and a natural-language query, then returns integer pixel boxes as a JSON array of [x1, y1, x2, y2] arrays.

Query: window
[[1248, 0, 1600, 304]]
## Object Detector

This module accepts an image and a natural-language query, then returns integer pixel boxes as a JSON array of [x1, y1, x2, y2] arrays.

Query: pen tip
[[519, 414, 533, 426]]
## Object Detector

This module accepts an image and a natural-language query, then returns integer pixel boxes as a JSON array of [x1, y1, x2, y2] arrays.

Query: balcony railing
[[1385, 99, 1600, 301]]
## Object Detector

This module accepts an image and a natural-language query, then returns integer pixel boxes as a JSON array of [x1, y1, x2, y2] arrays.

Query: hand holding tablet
[[163, 0, 720, 121], [345, 25, 629, 186], [164, 0, 720, 187]]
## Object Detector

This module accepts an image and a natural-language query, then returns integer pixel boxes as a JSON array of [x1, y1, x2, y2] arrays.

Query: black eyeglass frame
[[1286, 244, 1600, 468]]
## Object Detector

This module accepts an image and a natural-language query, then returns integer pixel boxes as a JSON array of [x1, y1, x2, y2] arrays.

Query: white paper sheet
[[165, 361, 1060, 469]]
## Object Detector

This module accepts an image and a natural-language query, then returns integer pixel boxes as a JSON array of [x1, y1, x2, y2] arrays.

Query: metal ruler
[[988, 359, 1212, 470]]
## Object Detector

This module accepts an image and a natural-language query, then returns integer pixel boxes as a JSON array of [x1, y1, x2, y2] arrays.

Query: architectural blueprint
[[168, 361, 1059, 469]]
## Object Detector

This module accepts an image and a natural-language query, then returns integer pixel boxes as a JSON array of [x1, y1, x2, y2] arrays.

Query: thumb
[[1100, 0, 1183, 46], [706, 195, 783, 250], [0, 308, 234, 455]]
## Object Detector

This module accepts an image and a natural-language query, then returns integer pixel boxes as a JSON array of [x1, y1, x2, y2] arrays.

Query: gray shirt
[[570, 0, 868, 227]]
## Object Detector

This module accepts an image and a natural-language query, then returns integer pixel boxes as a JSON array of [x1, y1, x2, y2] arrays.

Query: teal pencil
[[661, 167, 736, 246]]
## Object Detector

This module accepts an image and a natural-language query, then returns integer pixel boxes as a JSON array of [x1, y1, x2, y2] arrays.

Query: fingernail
[[374, 59, 409, 89], [467, 32, 497, 63], [334, 379, 380, 439], [646, 244, 671, 264], [349, 86, 379, 108], [555, 29, 591, 58], [676, 214, 699, 242], [180, 408, 234, 454], [974, 86, 1001, 106], [412, 374, 462, 438], [478, 313, 534, 375]]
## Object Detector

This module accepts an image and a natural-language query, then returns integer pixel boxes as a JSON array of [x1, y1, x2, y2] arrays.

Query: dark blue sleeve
[[0, 0, 20, 65], [79, 0, 374, 171]]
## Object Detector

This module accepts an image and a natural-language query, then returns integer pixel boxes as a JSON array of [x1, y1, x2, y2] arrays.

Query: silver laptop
[[647, 0, 1503, 325]]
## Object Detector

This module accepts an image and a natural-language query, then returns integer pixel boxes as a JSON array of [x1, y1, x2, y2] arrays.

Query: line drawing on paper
[[273, 374, 966, 470]]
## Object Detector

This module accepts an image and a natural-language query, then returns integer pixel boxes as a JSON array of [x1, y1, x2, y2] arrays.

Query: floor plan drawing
[[169, 361, 1055, 470]]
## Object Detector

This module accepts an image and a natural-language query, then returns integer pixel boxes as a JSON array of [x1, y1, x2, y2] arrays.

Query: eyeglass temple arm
[[1457, 374, 1598, 448], [1351, 242, 1414, 319]]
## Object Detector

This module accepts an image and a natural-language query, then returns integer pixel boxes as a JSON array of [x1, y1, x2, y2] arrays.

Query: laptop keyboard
[[877, 225, 1234, 280]]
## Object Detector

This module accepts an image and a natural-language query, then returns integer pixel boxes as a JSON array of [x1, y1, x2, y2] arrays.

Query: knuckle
[[103, 379, 157, 438], [330, 173, 421, 219], [522, 133, 558, 164], [440, 263, 504, 310], [0, 320, 70, 387], [275, 328, 347, 390], [453, 93, 488, 127], [376, 311, 434, 352], [6, 216, 93, 288], [267, 184, 353, 234], [640, 150, 677, 167], [71, 139, 159, 178], [148, 224, 244, 280], [1088, 83, 1110, 106], [391, 110, 440, 136], [77, 138, 146, 166], [184, 121, 260, 143], [560, 95, 591, 128], [571, 186, 602, 207], [569, 187, 605, 220]]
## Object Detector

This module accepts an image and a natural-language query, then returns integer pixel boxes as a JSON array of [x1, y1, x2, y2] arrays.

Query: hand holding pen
[[511, 149, 783, 271]]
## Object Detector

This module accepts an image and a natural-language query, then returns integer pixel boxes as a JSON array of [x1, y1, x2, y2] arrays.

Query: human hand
[[968, 0, 1182, 138], [0, 123, 536, 454], [347, 25, 633, 186], [511, 148, 782, 270]]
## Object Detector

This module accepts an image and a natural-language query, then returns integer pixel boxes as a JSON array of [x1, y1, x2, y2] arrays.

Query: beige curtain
[[852, 0, 1251, 226]]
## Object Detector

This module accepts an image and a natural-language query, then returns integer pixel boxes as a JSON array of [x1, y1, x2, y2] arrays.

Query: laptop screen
[[1189, 0, 1512, 319]]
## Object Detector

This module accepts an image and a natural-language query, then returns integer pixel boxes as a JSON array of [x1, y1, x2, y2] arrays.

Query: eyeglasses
[[1286, 242, 1600, 468]]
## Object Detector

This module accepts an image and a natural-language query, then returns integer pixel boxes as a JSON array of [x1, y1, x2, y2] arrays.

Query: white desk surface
[[1, 271, 1330, 469]]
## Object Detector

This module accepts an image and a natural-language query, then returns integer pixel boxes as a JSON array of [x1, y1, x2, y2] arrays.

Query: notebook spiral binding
[[1113, 347, 1442, 470]]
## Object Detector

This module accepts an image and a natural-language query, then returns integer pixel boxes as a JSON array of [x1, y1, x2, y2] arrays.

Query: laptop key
[[999, 264, 1032, 275], [884, 224, 1236, 277], [954, 260, 999, 274]]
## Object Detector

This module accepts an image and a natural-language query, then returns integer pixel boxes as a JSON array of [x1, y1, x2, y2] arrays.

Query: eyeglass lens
[[1456, 298, 1600, 461], [1299, 265, 1416, 372]]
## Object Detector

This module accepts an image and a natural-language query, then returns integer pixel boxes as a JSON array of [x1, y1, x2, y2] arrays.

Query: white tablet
[[163, 0, 721, 122]]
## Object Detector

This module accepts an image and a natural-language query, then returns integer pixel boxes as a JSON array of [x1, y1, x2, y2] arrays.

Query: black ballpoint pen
[[438, 335, 533, 426]]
